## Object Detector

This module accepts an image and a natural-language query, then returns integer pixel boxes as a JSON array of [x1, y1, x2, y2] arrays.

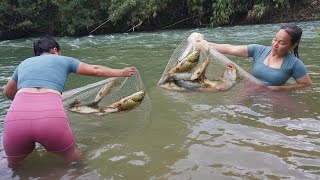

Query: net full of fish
[[158, 32, 262, 92], [62, 71, 150, 116]]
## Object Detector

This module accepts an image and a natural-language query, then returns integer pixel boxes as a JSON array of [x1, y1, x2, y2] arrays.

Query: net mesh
[[62, 71, 151, 116], [158, 32, 262, 88]]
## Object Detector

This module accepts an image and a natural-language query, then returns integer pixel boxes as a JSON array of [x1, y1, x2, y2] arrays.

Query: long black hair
[[33, 37, 60, 56], [280, 24, 302, 58]]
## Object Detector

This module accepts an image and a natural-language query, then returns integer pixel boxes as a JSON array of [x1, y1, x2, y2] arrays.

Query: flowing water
[[0, 21, 320, 179]]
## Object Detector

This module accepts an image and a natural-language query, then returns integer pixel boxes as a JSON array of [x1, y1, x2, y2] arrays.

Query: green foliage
[[0, 0, 60, 34], [0, 0, 300, 38], [187, 0, 205, 14], [210, 0, 246, 26], [106, 0, 169, 31], [273, 0, 290, 8], [57, 0, 98, 34]]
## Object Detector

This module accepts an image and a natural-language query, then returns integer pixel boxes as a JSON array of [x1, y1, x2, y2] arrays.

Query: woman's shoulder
[[248, 44, 270, 51], [248, 44, 270, 57], [284, 53, 306, 68]]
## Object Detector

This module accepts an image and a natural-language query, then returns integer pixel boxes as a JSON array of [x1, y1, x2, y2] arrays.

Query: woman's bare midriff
[[17, 88, 61, 95]]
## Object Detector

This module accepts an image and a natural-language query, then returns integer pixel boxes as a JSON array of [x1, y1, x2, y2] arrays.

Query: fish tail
[[158, 74, 171, 85]]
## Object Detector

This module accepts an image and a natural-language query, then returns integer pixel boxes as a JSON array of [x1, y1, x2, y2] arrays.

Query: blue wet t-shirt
[[11, 54, 80, 93], [247, 44, 307, 86]]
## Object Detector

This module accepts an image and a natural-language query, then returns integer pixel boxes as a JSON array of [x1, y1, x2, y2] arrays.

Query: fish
[[171, 72, 192, 81], [173, 79, 206, 90], [222, 63, 237, 81], [69, 105, 106, 114], [68, 99, 106, 114], [88, 78, 118, 107], [68, 91, 145, 115], [198, 63, 237, 92], [168, 49, 200, 74], [171, 63, 237, 92], [214, 63, 237, 91], [68, 104, 119, 115], [108, 90, 145, 111], [160, 81, 188, 91], [177, 43, 193, 63], [161, 81, 186, 91], [190, 55, 210, 80], [158, 49, 200, 85], [177, 48, 201, 64]]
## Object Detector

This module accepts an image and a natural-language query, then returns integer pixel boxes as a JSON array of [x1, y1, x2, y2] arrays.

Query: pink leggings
[[3, 92, 74, 157]]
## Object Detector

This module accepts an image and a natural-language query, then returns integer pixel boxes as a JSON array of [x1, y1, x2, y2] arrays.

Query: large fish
[[168, 49, 200, 74], [177, 44, 193, 63], [177, 32, 204, 63], [160, 81, 188, 91], [190, 55, 210, 80], [199, 63, 237, 92], [88, 78, 118, 107], [68, 91, 145, 115], [108, 90, 145, 111], [68, 100, 107, 114], [69, 105, 105, 114], [214, 63, 237, 91], [171, 63, 237, 92], [171, 72, 192, 81], [173, 79, 206, 90], [164, 55, 209, 83], [158, 49, 200, 85], [68, 105, 118, 115]]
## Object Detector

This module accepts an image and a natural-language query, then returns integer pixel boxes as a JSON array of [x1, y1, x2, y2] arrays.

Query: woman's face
[[271, 29, 296, 56]]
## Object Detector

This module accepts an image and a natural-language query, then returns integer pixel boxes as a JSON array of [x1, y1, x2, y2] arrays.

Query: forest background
[[0, 0, 319, 40]]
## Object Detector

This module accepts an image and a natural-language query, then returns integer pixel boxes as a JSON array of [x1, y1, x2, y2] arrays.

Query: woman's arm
[[3, 79, 18, 100], [203, 41, 249, 57], [267, 74, 312, 90], [76, 62, 137, 77]]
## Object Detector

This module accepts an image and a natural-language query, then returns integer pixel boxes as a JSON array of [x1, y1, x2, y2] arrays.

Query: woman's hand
[[121, 67, 137, 77], [3, 79, 17, 100]]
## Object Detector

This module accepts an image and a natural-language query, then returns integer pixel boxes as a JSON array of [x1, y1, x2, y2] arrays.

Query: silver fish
[[160, 81, 188, 91], [173, 79, 205, 90], [171, 73, 192, 81], [69, 105, 105, 114]]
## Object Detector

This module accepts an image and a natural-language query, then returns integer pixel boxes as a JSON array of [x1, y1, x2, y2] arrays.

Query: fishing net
[[62, 71, 151, 117], [158, 32, 262, 90]]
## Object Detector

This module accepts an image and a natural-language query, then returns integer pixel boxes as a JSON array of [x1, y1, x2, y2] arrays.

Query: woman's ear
[[291, 43, 298, 50], [49, 47, 60, 54]]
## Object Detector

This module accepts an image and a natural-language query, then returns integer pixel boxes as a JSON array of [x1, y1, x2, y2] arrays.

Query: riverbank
[[263, 0, 320, 24], [0, 0, 319, 41]]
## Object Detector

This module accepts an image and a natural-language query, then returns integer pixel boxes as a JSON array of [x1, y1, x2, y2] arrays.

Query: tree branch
[[160, 10, 211, 30]]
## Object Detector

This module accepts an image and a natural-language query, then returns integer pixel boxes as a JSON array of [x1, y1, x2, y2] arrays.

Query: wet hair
[[33, 37, 60, 56], [279, 24, 302, 58]]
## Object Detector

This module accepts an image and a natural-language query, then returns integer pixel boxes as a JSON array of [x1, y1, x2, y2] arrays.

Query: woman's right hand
[[121, 67, 137, 77]]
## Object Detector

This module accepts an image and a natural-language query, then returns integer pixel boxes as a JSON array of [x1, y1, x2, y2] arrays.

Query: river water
[[0, 21, 319, 179]]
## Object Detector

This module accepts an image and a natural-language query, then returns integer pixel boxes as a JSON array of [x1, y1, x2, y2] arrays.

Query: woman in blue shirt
[[2, 37, 137, 167], [201, 24, 312, 90]]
